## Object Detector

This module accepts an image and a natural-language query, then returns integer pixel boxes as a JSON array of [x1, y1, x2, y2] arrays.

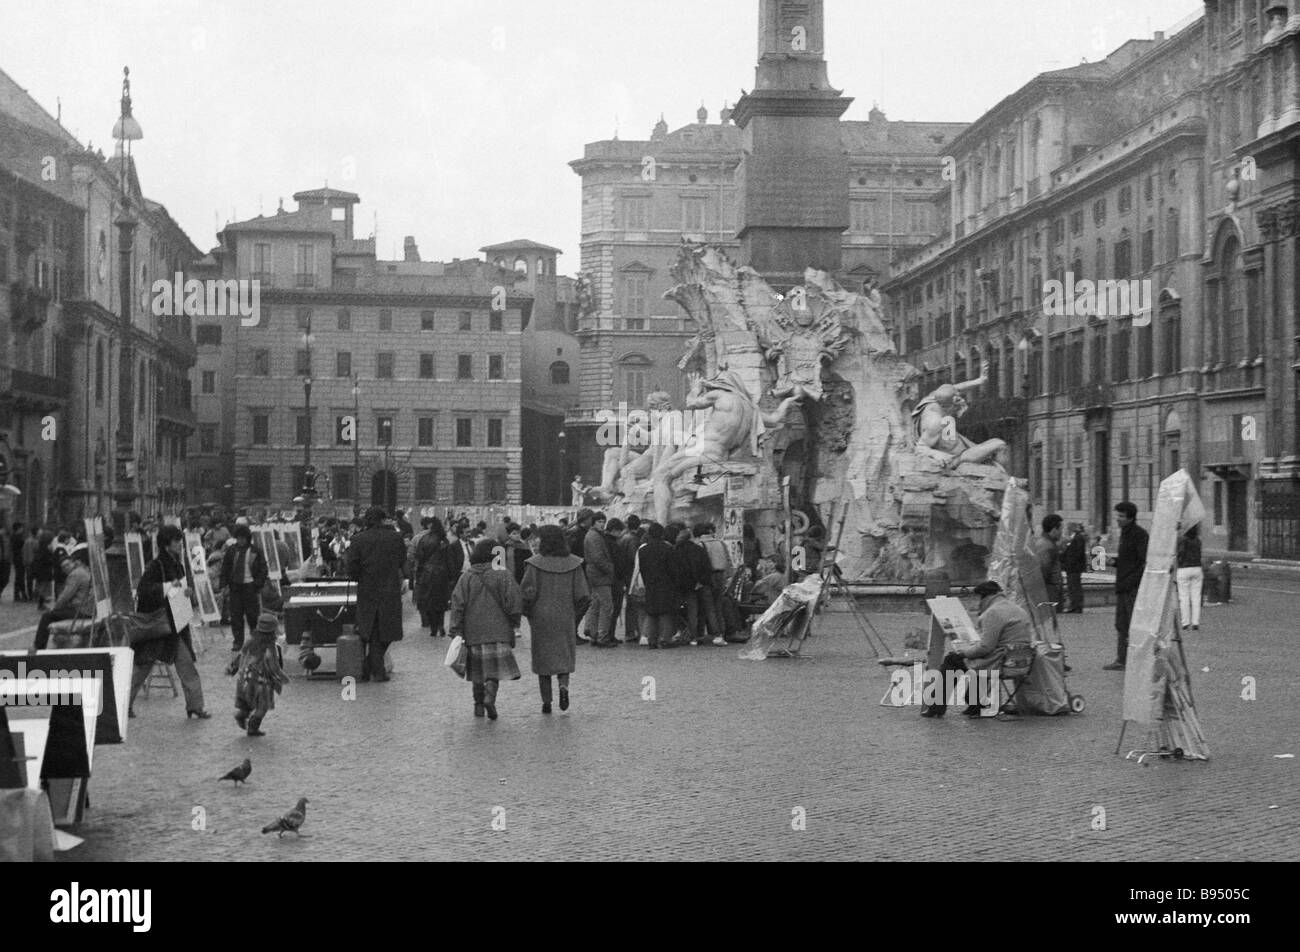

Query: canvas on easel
[[1117, 469, 1209, 762], [986, 478, 1056, 643]]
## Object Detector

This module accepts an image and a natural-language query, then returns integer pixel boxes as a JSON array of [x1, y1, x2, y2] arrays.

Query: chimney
[[1154, 30, 1165, 41], [404, 236, 420, 262]]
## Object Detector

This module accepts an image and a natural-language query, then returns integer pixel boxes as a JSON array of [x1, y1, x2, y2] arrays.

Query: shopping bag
[[628, 549, 645, 599], [444, 635, 467, 678]]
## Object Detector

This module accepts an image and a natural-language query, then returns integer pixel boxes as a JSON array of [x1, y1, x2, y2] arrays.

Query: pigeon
[[261, 797, 309, 837], [219, 758, 252, 785]]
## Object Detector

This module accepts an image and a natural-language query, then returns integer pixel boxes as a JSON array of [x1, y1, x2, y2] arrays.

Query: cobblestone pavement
[[35, 579, 1300, 861]]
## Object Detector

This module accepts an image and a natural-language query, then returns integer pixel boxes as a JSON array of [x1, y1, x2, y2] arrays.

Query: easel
[[1115, 469, 1209, 763], [800, 495, 893, 659]]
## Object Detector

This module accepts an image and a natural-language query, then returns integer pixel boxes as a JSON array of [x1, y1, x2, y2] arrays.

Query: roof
[[292, 186, 360, 202], [0, 66, 80, 148], [480, 239, 563, 254], [840, 119, 968, 155], [222, 205, 337, 234], [337, 238, 376, 255]]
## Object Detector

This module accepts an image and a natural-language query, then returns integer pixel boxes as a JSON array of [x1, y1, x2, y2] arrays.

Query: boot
[[472, 682, 486, 718], [484, 679, 499, 720], [539, 676, 552, 714], [558, 675, 570, 712]]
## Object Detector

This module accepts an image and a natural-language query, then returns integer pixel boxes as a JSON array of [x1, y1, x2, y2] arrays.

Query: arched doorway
[[370, 469, 398, 512]]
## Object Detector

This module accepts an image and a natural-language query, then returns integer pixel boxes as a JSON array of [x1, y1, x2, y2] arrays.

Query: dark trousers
[[1115, 588, 1138, 662], [611, 584, 625, 638], [227, 584, 261, 651], [365, 638, 389, 679], [640, 611, 677, 648], [624, 595, 643, 642], [923, 652, 979, 716], [33, 606, 79, 650], [12, 560, 27, 600], [1065, 572, 1084, 612], [0, 560, 9, 600], [1044, 580, 1062, 612], [537, 673, 570, 702], [686, 586, 722, 640]]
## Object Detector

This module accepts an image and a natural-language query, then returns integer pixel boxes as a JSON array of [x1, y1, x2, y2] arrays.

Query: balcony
[[1203, 361, 1264, 395], [1069, 382, 1113, 411], [8, 368, 70, 410]]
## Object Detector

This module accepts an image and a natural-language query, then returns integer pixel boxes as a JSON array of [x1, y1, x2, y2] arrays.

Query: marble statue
[[596, 390, 680, 501], [912, 377, 1007, 466]]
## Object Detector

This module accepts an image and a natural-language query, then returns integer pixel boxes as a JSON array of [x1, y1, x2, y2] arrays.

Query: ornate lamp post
[[110, 66, 143, 546], [295, 312, 318, 516], [351, 373, 361, 517]]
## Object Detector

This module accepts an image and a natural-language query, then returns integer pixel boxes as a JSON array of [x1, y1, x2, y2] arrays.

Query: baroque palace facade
[[886, 1, 1300, 559]]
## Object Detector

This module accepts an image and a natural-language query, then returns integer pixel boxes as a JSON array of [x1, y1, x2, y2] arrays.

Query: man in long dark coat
[[346, 507, 408, 682]]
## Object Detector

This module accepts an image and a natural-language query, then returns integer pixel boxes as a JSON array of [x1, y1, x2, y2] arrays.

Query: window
[[459, 311, 472, 332], [624, 368, 647, 407], [417, 416, 435, 447], [248, 466, 272, 499], [550, 361, 570, 385], [623, 274, 648, 322], [379, 309, 393, 332], [682, 198, 706, 233], [484, 469, 507, 502], [332, 467, 354, 500], [1144, 174, 1154, 204], [199, 425, 218, 454], [377, 416, 394, 446], [252, 243, 271, 277], [906, 203, 931, 234], [296, 306, 312, 330], [1141, 229, 1155, 272], [295, 349, 312, 377], [454, 469, 476, 504], [376, 352, 395, 379], [489, 310, 503, 332], [336, 351, 352, 377], [1113, 325, 1131, 381], [252, 414, 270, 446], [1075, 467, 1083, 510], [1113, 234, 1132, 277], [336, 416, 353, 445], [851, 200, 878, 233], [456, 418, 473, 447], [295, 244, 315, 285], [487, 418, 503, 447], [196, 324, 222, 345], [296, 414, 311, 446], [1162, 305, 1181, 374], [622, 196, 649, 230], [514, 258, 527, 276], [1049, 217, 1064, 245], [1092, 198, 1107, 226], [201, 370, 216, 394], [421, 310, 435, 331], [1121, 464, 1130, 503], [1166, 208, 1180, 260], [1069, 210, 1084, 236], [415, 468, 437, 500], [1117, 185, 1132, 214], [94, 342, 105, 403], [337, 309, 351, 331], [536, 257, 546, 277], [457, 355, 473, 380], [1091, 328, 1108, 381], [1136, 321, 1154, 378], [488, 355, 504, 380], [253, 349, 271, 376], [419, 353, 435, 379]]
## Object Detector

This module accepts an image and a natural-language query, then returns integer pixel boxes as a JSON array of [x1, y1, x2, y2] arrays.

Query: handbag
[[125, 608, 174, 646], [628, 547, 646, 599], [444, 635, 467, 678]]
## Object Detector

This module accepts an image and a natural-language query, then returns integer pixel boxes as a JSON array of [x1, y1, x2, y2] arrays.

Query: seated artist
[[921, 580, 1032, 718]]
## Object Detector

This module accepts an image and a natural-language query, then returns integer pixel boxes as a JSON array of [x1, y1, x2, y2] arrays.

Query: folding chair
[[995, 644, 1037, 716]]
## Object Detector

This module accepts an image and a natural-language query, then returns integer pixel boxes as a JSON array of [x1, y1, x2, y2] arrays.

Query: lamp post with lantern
[[110, 66, 142, 546]]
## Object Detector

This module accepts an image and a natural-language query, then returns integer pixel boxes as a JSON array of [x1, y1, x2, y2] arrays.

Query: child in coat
[[235, 612, 289, 736]]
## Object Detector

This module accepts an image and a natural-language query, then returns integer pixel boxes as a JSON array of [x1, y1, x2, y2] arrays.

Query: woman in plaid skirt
[[450, 539, 523, 720], [235, 612, 289, 736]]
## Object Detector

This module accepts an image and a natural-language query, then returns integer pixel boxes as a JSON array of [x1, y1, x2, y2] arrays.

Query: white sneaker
[[712, 636, 727, 646], [638, 636, 649, 646], [689, 640, 699, 646]]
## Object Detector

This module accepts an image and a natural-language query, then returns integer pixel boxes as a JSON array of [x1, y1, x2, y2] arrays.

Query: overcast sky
[[2, 0, 1201, 268]]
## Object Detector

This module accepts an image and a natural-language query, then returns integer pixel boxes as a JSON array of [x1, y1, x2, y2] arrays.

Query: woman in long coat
[[130, 525, 209, 719], [414, 518, 455, 637], [520, 525, 591, 714]]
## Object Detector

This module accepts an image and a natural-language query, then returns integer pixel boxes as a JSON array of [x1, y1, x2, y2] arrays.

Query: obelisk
[[732, 0, 852, 291]]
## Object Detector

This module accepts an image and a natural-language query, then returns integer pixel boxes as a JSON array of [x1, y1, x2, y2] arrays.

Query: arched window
[[549, 360, 570, 385], [95, 340, 105, 404], [513, 258, 527, 276], [536, 257, 546, 277], [494, 257, 506, 270], [1159, 290, 1182, 375]]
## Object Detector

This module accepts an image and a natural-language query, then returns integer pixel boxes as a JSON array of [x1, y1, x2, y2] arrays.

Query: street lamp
[[351, 373, 361, 516], [110, 66, 142, 547], [298, 313, 317, 515]]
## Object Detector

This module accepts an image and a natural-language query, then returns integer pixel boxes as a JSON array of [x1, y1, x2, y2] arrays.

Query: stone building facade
[[886, 1, 1300, 558], [206, 189, 531, 514]]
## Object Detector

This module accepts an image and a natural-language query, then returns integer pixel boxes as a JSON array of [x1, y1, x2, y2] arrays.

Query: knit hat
[[255, 612, 279, 635], [470, 538, 498, 565]]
